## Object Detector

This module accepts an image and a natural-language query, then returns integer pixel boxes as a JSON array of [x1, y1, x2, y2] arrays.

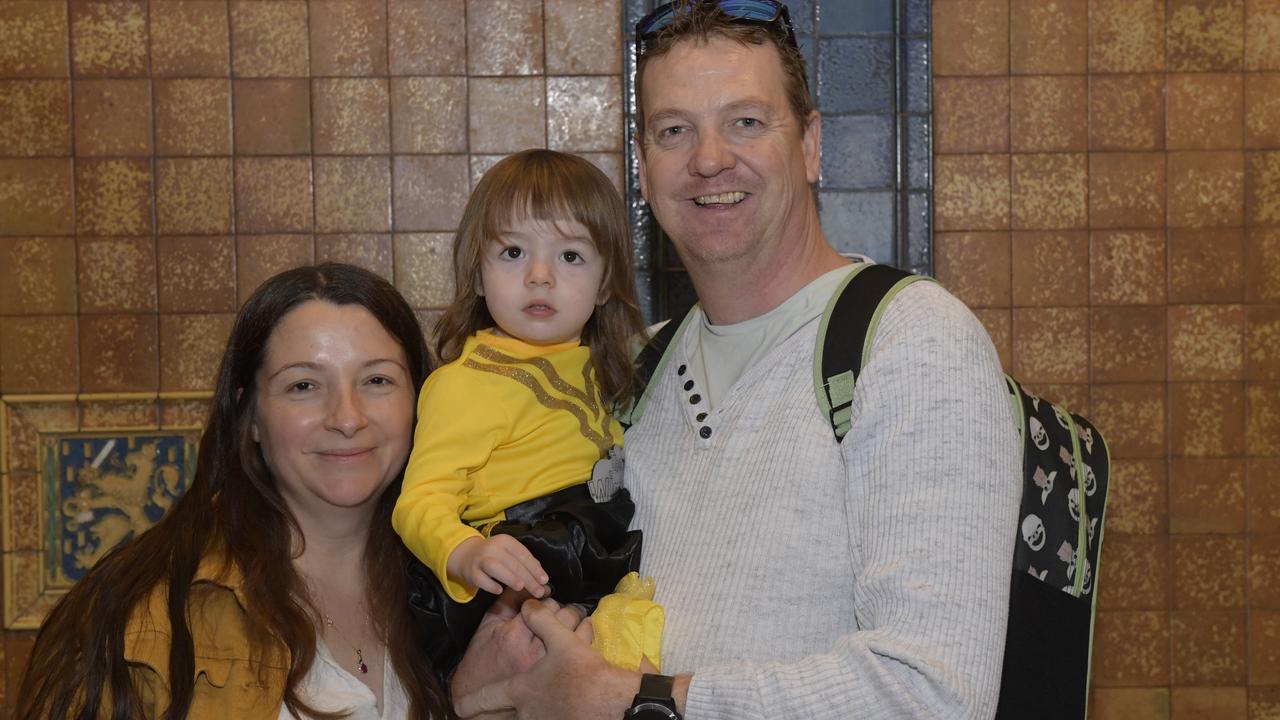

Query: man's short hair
[[635, 2, 815, 144]]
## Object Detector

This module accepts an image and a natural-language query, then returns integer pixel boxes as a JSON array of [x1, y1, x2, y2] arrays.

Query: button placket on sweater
[[675, 361, 713, 442]]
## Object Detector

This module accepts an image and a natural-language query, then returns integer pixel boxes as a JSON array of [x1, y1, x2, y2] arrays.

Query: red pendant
[[358, 661, 369, 674]]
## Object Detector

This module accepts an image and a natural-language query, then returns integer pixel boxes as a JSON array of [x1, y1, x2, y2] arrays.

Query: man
[[455, 2, 1021, 718]]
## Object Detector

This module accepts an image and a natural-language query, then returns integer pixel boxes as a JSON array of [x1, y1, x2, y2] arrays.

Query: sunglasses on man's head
[[635, 0, 800, 57]]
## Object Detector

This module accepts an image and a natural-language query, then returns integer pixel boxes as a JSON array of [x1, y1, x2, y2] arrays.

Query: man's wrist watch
[[623, 673, 682, 719]]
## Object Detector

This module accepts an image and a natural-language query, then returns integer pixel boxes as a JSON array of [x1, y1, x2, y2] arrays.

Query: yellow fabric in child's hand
[[591, 572, 664, 672]]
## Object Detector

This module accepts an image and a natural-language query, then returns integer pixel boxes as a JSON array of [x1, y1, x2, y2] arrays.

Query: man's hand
[[450, 535, 550, 597], [454, 599, 640, 720]]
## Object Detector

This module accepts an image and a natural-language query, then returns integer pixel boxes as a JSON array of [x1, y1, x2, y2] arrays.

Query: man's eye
[[659, 126, 684, 138], [738, 118, 760, 128], [499, 246, 523, 260]]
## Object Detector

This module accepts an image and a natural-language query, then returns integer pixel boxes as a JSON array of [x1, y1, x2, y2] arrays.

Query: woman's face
[[251, 300, 415, 524]]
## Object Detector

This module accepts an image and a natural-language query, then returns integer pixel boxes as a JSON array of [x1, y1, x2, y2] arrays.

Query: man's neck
[[691, 230, 847, 325]]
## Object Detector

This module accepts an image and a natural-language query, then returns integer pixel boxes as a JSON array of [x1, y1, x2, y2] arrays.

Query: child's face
[[478, 216, 607, 346]]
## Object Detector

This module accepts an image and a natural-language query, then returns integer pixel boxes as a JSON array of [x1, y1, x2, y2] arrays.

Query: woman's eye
[[367, 375, 394, 387], [499, 246, 523, 260], [288, 381, 315, 393]]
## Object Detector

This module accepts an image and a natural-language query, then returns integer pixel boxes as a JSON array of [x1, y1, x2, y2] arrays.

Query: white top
[[278, 641, 409, 720]]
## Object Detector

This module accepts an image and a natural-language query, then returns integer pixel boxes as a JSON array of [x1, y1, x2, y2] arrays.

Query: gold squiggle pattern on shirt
[[463, 353, 613, 456], [473, 345, 599, 410]]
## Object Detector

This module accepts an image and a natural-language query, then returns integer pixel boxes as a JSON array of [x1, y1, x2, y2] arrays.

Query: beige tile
[[389, 0, 465, 75], [469, 77, 547, 153], [230, 0, 310, 77], [545, 0, 621, 74], [467, 0, 543, 75], [236, 235, 314, 305], [233, 157, 313, 234], [313, 78, 390, 155], [309, 0, 387, 76], [391, 77, 467, 154], [393, 155, 471, 232], [314, 156, 392, 233], [394, 233, 457, 309], [77, 237, 157, 313], [0, 2, 69, 77], [156, 158, 233, 235], [547, 76, 623, 153], [150, 0, 230, 77], [75, 158, 153, 236], [70, 0, 147, 77]]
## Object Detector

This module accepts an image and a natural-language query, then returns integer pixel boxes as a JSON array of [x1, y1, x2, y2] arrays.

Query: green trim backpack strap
[[814, 263, 930, 442]]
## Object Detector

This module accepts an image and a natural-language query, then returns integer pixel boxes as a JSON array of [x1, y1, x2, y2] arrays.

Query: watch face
[[628, 702, 681, 720]]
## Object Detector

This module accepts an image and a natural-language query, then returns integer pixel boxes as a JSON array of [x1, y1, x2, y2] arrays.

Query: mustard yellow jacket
[[122, 554, 289, 719]]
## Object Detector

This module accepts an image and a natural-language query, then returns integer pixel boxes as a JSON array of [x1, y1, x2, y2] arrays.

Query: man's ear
[[802, 110, 822, 184]]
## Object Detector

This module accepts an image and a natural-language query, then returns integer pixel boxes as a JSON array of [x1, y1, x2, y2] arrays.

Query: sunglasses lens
[[638, 0, 783, 36]]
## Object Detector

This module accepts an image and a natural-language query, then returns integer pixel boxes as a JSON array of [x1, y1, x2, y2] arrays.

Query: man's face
[[637, 36, 820, 272]]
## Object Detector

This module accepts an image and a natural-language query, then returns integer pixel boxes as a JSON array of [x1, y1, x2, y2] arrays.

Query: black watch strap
[[624, 673, 681, 719]]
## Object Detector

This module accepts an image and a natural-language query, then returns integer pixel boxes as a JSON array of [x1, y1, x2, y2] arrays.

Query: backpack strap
[[617, 309, 699, 429], [814, 263, 930, 442]]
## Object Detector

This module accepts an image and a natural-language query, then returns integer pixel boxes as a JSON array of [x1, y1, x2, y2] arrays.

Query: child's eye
[[561, 250, 583, 264], [499, 246, 523, 260]]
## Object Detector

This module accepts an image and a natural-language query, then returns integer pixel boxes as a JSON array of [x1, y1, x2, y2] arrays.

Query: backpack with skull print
[[626, 262, 1110, 720]]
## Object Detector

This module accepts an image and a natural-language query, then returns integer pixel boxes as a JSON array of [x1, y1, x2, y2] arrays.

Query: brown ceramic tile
[[309, 0, 387, 76], [230, 0, 310, 77], [1091, 306, 1167, 382], [0, 237, 76, 315], [160, 396, 212, 428], [1168, 0, 1245, 71], [1011, 231, 1088, 307], [72, 79, 152, 156], [1170, 611, 1248, 684], [469, 154, 507, 188], [392, 155, 470, 232], [931, 0, 1010, 76], [0, 316, 78, 392], [1090, 74, 1165, 151], [1168, 305, 1245, 381], [1168, 228, 1245, 303], [1248, 305, 1280, 381], [933, 154, 1010, 232], [933, 232, 1011, 308], [79, 397, 157, 429], [933, 77, 1009, 153], [159, 313, 235, 392], [1009, 76, 1088, 153], [1169, 382, 1246, 457], [77, 237, 156, 314], [467, 0, 543, 75], [578, 151, 624, 195], [1097, 534, 1169, 610], [236, 235, 314, 305], [1091, 383, 1167, 458], [79, 313, 159, 392], [1090, 688, 1170, 720], [547, 76, 623, 153], [1090, 230, 1167, 305], [971, 308, 1011, 370], [1247, 227, 1280, 302], [154, 78, 232, 156], [1089, 152, 1167, 228], [1248, 151, 1280, 224], [70, 0, 147, 77], [391, 77, 467, 154], [156, 158, 233, 235], [1170, 459, 1246, 533], [1009, 0, 1087, 74], [1253, 535, 1280, 608], [0, 159, 73, 235], [157, 236, 236, 313], [1107, 459, 1169, 534], [1251, 686, 1280, 720], [1011, 153, 1088, 229], [1026, 383, 1091, 412], [1247, 73, 1280, 149], [1089, 0, 1166, 72], [1168, 74, 1244, 150], [546, 0, 621, 74], [1248, 383, 1280, 455], [315, 234, 394, 281], [313, 79, 390, 155], [1168, 151, 1245, 228], [1247, 0, 1280, 70], [314, 156, 391, 233], [1253, 459, 1280, 532], [1172, 534, 1246, 608], [4, 633, 37, 706], [75, 158, 153, 236], [0, 80, 71, 156], [1171, 686, 1247, 720], [1091, 610, 1170, 685], [1011, 307, 1089, 383], [388, 0, 465, 75], [394, 233, 457, 308], [1254, 612, 1280, 684], [469, 77, 547, 153], [233, 157, 314, 233], [0, 2, 69, 77], [233, 79, 310, 155], [150, 1, 230, 77]]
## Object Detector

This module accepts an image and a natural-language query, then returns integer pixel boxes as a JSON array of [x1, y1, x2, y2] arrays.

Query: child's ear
[[475, 274, 485, 297]]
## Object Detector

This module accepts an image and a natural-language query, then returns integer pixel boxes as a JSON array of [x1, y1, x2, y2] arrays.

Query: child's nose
[[526, 260, 553, 286]]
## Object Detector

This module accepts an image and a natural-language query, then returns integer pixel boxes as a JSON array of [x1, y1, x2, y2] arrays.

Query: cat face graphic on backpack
[[1021, 514, 1046, 551], [1029, 416, 1050, 451]]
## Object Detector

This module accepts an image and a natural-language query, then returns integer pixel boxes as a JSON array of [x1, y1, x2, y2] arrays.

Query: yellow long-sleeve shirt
[[393, 330, 623, 603]]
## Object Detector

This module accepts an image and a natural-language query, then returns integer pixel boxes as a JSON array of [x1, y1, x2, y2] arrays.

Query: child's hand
[[449, 535, 550, 598]]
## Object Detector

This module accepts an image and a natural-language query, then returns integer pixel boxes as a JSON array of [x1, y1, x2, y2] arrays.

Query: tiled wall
[[0, 0, 622, 712], [931, 0, 1280, 718]]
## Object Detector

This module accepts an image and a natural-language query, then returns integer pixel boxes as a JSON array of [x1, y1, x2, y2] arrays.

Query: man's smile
[[693, 191, 748, 206]]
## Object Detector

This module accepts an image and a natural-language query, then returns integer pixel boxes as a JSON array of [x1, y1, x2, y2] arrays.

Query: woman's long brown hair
[[15, 264, 453, 720], [435, 149, 648, 408]]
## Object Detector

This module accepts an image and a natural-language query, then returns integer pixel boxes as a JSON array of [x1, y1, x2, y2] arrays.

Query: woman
[[16, 264, 453, 719]]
